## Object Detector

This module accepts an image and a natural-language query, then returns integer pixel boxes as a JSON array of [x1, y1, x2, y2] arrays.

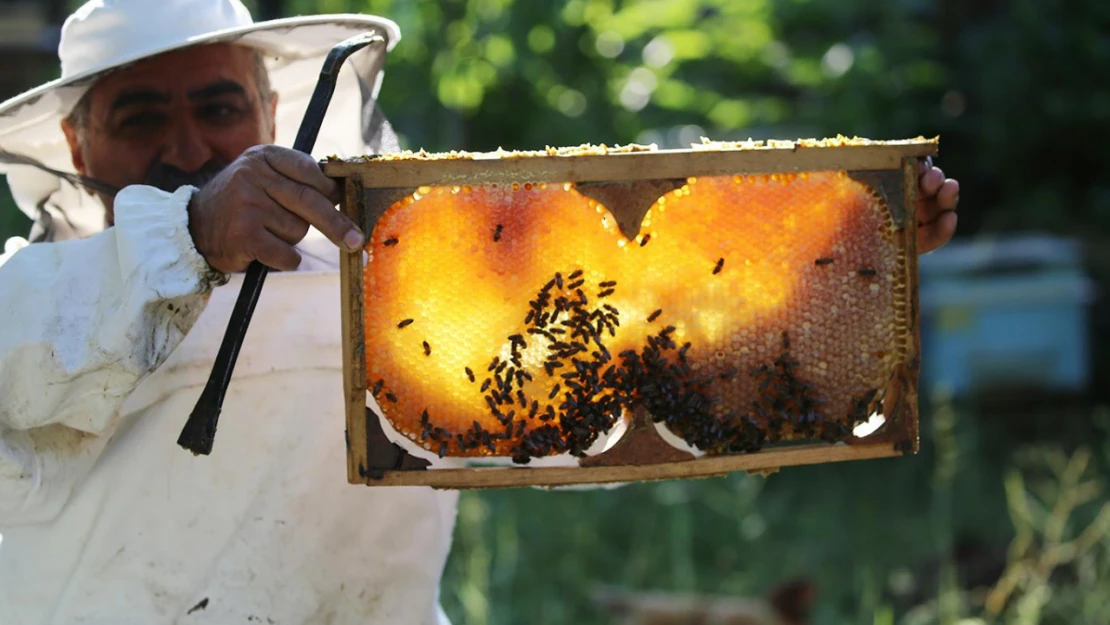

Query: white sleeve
[[0, 185, 227, 525]]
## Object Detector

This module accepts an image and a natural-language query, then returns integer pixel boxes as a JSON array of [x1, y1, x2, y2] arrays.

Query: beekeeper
[[0, 1, 961, 624], [0, 1, 459, 624]]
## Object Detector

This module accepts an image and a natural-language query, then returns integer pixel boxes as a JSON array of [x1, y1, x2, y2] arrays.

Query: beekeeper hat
[[0, 0, 400, 241]]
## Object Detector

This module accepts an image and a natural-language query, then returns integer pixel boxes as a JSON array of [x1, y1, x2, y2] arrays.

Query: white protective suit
[[0, 184, 459, 624]]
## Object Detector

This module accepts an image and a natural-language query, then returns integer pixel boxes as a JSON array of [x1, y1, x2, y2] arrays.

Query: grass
[[439, 391, 1110, 625]]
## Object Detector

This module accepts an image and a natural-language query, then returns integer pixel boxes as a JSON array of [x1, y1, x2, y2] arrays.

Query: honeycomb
[[363, 172, 904, 462]]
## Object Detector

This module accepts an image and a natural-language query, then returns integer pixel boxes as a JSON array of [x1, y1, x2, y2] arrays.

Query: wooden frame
[[327, 139, 937, 489]]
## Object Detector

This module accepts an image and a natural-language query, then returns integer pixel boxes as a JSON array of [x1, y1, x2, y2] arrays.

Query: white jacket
[[0, 185, 459, 624]]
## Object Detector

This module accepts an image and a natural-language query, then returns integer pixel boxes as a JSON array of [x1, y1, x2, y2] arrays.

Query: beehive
[[324, 137, 932, 488]]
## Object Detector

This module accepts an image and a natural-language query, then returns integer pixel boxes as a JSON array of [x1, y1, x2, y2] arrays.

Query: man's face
[[61, 43, 277, 223]]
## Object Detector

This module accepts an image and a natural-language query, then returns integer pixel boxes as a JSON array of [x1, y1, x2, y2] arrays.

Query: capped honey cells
[[363, 171, 905, 463]]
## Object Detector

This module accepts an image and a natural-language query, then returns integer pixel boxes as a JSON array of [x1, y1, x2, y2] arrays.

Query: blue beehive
[[918, 235, 1096, 398]]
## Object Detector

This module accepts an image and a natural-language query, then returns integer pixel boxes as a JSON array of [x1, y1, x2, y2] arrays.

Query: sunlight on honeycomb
[[629, 172, 901, 440], [364, 183, 633, 458], [364, 173, 906, 460]]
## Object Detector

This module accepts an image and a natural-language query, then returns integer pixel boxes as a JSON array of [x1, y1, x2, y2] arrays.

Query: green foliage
[[284, 0, 1108, 244], [900, 435, 1110, 625], [0, 193, 30, 243], [8, 0, 1109, 245], [437, 395, 1110, 625]]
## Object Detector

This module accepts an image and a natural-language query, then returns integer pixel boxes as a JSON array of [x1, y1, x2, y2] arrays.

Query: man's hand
[[188, 145, 363, 273], [917, 157, 960, 254]]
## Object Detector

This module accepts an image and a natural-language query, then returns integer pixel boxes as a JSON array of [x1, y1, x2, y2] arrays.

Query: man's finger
[[258, 146, 341, 204], [262, 202, 311, 245], [936, 178, 960, 211], [917, 197, 940, 226], [920, 166, 945, 197], [265, 175, 363, 251], [919, 211, 957, 254], [250, 230, 304, 271], [917, 156, 934, 174]]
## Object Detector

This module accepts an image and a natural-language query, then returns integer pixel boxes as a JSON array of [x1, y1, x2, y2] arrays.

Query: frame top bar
[[322, 137, 938, 188]]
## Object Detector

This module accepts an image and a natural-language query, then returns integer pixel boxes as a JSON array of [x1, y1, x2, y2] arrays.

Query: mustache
[[143, 160, 227, 193]]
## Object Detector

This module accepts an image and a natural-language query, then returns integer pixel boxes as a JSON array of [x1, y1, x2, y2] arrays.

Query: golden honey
[[363, 171, 904, 461]]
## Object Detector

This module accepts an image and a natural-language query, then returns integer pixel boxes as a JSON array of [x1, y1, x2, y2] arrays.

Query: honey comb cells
[[363, 171, 905, 462]]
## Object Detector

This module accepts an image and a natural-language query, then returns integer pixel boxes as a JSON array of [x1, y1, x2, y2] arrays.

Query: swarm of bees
[[363, 171, 903, 463]]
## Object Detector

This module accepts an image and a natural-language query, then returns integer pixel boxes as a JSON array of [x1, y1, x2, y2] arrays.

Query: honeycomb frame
[[323, 138, 936, 489]]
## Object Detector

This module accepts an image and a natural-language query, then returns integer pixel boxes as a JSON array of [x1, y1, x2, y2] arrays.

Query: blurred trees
[[5, 0, 1108, 243], [280, 0, 1108, 241], [274, 0, 1110, 396]]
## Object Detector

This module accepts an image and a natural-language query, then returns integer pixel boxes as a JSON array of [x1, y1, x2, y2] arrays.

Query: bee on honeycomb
[[363, 172, 904, 462]]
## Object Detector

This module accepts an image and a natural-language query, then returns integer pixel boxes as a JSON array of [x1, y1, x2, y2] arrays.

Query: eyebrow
[[108, 80, 248, 112], [109, 90, 170, 112], [187, 80, 248, 102]]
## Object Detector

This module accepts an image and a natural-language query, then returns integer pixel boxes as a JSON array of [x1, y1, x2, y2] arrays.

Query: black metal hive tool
[[177, 32, 385, 455]]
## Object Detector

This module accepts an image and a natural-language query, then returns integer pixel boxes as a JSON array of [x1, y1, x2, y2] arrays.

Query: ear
[[60, 118, 88, 176]]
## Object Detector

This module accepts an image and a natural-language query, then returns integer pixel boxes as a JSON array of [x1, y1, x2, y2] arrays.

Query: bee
[[397, 318, 414, 329], [371, 379, 384, 396], [599, 280, 617, 288], [647, 309, 663, 323], [640, 234, 651, 247], [858, 267, 877, 277], [465, 367, 475, 383], [383, 236, 398, 247], [493, 224, 503, 242], [597, 288, 614, 299], [422, 341, 431, 356], [815, 257, 834, 266], [384, 392, 398, 403], [713, 258, 724, 274]]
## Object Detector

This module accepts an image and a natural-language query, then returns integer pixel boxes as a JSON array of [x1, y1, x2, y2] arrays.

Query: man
[[0, 1, 960, 624], [0, 2, 458, 624]]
